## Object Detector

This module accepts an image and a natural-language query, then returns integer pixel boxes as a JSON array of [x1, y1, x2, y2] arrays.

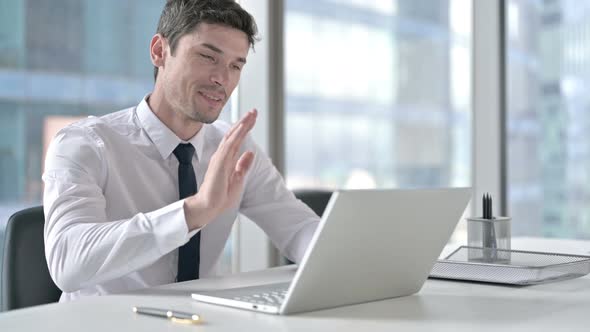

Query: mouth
[[198, 91, 224, 106]]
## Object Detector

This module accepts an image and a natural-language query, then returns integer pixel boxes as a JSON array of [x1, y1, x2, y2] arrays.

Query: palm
[[197, 110, 257, 217]]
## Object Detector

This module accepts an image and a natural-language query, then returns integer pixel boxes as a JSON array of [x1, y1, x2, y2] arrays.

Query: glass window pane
[[507, 0, 590, 239], [284, 0, 472, 244], [0, 0, 164, 218], [284, 0, 472, 191]]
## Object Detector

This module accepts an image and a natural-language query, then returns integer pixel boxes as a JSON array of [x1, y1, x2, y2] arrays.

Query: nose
[[210, 64, 229, 87]]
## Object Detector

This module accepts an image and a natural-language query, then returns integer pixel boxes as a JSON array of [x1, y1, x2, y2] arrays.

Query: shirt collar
[[136, 95, 206, 161]]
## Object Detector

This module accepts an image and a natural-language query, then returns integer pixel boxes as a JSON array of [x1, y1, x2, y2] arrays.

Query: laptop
[[192, 187, 471, 315]]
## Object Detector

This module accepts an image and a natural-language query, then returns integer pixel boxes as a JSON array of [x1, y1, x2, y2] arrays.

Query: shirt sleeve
[[239, 138, 320, 263], [43, 125, 194, 293]]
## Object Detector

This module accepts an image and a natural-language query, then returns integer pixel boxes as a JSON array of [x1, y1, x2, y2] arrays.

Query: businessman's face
[[157, 23, 249, 123]]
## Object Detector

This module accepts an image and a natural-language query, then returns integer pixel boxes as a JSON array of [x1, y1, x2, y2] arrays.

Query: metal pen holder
[[467, 217, 511, 263]]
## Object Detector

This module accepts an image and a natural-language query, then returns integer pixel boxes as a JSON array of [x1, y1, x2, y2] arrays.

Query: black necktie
[[173, 143, 200, 281]]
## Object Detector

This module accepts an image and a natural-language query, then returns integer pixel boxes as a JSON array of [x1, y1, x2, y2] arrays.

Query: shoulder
[[53, 107, 138, 146], [208, 120, 232, 137]]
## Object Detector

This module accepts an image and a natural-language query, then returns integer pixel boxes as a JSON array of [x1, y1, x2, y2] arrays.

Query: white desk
[[1, 237, 590, 331]]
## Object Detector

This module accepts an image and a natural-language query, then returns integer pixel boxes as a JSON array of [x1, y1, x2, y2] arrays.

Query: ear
[[150, 34, 167, 69]]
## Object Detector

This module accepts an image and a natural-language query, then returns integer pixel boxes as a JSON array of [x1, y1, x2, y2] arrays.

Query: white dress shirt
[[42, 96, 319, 301]]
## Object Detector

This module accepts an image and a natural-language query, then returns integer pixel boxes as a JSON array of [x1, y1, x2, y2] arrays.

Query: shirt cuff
[[144, 199, 200, 255]]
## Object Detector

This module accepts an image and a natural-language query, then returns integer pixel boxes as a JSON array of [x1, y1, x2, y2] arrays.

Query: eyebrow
[[202, 43, 247, 64]]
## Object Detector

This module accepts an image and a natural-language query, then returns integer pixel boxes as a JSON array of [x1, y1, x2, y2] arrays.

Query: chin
[[187, 109, 221, 124]]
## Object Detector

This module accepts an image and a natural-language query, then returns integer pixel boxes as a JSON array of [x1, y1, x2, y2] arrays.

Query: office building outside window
[[283, 0, 472, 241], [507, 0, 590, 239]]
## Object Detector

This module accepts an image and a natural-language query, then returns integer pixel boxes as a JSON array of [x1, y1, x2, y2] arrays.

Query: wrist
[[183, 194, 215, 231]]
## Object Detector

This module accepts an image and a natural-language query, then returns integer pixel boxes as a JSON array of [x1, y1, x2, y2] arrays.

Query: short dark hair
[[153, 0, 259, 81]]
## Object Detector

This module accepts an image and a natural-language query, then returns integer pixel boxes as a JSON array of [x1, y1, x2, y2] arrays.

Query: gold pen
[[132, 306, 201, 324]]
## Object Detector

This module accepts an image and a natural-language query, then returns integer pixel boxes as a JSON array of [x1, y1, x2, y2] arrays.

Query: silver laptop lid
[[281, 187, 471, 314]]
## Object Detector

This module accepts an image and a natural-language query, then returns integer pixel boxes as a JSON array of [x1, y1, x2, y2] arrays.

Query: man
[[43, 0, 319, 301]]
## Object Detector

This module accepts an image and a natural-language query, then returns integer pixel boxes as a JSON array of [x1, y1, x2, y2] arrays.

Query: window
[[284, 0, 472, 190], [0, 0, 163, 215], [506, 0, 590, 239], [283, 0, 473, 241]]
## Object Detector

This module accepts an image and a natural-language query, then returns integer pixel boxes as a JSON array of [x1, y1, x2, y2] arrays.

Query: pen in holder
[[467, 194, 511, 263]]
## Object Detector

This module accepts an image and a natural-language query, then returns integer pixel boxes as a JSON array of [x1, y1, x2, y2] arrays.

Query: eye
[[231, 64, 242, 71], [200, 53, 215, 62]]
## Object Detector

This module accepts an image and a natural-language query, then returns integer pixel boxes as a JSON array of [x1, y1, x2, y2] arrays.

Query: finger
[[223, 111, 257, 157], [214, 110, 257, 174], [235, 151, 255, 175], [221, 109, 257, 144], [231, 110, 257, 141], [231, 151, 255, 184], [218, 113, 255, 157], [231, 109, 257, 139]]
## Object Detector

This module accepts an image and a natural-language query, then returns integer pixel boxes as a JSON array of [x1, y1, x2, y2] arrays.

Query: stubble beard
[[178, 101, 224, 124]]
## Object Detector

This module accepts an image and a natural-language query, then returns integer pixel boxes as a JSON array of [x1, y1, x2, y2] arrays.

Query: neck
[[148, 88, 203, 141]]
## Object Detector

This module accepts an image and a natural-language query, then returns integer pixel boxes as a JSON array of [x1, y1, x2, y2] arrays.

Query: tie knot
[[173, 143, 195, 164]]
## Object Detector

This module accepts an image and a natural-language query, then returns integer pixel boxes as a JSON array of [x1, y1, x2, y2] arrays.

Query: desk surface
[[1, 237, 590, 331]]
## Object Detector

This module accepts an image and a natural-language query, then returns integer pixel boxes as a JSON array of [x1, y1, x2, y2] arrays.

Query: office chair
[[1, 206, 61, 311], [282, 189, 333, 265], [293, 189, 333, 217]]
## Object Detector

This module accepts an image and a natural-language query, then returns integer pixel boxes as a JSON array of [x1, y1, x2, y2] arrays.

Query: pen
[[482, 193, 497, 261], [132, 306, 201, 324]]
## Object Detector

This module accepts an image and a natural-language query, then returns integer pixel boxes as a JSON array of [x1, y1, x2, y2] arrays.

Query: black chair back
[[293, 189, 333, 217], [1, 206, 61, 311]]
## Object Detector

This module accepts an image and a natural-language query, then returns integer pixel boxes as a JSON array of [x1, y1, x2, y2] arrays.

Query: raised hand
[[184, 109, 258, 230]]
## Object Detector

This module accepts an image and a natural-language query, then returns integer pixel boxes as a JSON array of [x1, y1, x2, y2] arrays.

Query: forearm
[[44, 189, 191, 292]]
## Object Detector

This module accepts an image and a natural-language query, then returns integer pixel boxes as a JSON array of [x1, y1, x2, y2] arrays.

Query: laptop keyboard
[[232, 287, 288, 306]]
